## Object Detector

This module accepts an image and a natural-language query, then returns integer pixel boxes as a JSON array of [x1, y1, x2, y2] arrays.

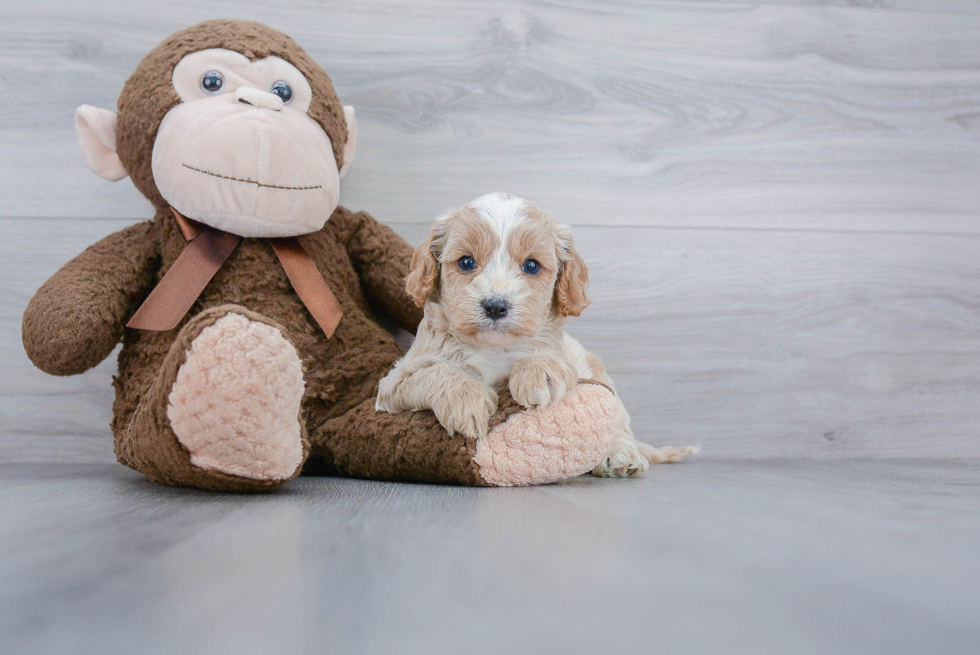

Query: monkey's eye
[[271, 81, 293, 103], [200, 71, 224, 94], [458, 256, 477, 272], [522, 259, 541, 275]]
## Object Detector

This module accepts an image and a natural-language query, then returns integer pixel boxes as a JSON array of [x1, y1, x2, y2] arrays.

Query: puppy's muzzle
[[481, 298, 510, 321]]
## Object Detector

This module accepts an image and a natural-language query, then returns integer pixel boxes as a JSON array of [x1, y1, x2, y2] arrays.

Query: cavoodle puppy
[[376, 192, 696, 477]]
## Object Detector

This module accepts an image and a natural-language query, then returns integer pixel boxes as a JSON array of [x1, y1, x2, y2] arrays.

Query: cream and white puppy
[[376, 192, 695, 477]]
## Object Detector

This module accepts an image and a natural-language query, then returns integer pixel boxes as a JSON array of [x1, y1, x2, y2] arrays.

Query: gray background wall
[[2, 0, 979, 462]]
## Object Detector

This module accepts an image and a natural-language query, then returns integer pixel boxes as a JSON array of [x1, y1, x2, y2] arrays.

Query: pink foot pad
[[167, 313, 305, 481], [474, 383, 621, 486]]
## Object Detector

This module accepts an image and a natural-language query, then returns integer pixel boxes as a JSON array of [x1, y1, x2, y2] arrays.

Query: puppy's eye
[[458, 256, 477, 272], [522, 259, 541, 275]]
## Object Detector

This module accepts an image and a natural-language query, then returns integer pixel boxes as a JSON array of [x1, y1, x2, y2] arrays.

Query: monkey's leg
[[308, 382, 621, 487], [115, 305, 308, 492]]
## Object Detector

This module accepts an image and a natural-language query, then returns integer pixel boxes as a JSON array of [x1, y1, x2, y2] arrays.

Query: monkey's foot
[[167, 312, 306, 481], [473, 382, 621, 486]]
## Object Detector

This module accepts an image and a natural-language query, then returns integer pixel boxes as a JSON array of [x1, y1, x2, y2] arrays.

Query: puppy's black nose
[[482, 298, 510, 321]]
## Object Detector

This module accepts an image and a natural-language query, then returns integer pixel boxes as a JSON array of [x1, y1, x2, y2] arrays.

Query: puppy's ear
[[554, 228, 591, 317], [406, 222, 444, 307]]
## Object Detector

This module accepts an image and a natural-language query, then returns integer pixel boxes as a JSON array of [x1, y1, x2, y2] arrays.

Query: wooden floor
[[1, 1, 979, 653], [1, 459, 979, 655]]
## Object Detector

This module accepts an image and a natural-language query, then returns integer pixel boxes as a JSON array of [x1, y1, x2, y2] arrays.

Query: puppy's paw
[[592, 439, 650, 478], [433, 380, 498, 440], [509, 355, 579, 409], [374, 371, 398, 413]]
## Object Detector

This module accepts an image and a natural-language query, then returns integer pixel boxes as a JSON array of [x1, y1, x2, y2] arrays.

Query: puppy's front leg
[[509, 355, 579, 409], [377, 362, 498, 439]]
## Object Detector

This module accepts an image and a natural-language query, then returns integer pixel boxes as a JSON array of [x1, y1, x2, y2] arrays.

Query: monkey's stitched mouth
[[182, 164, 322, 191]]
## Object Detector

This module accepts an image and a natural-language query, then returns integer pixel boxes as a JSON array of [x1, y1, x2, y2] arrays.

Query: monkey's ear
[[339, 105, 357, 180], [75, 105, 128, 182]]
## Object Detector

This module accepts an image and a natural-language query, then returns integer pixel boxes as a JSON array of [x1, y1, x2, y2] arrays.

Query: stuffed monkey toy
[[22, 20, 622, 491]]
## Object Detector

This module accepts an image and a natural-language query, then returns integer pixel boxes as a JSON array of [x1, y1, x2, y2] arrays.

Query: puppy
[[376, 192, 696, 477]]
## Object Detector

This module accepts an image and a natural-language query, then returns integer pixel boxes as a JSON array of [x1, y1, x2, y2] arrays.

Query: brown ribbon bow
[[127, 208, 343, 337]]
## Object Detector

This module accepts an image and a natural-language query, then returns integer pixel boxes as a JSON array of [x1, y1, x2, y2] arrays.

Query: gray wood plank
[[1, 1, 979, 232], [1, 459, 978, 655], [4, 218, 978, 461], [697, 0, 980, 14]]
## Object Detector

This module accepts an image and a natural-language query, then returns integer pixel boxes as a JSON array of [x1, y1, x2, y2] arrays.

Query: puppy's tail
[[636, 442, 700, 464]]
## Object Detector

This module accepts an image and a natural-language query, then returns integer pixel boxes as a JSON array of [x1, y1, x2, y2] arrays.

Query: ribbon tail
[[269, 237, 343, 338], [127, 229, 242, 331]]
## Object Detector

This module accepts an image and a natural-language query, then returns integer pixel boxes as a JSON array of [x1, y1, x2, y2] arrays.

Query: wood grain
[[1, 459, 978, 654], [707, 0, 980, 13], [4, 218, 978, 461], [1, 1, 979, 232], [3, 1, 980, 463]]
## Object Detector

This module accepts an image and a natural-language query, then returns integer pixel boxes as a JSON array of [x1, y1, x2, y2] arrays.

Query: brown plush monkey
[[22, 20, 621, 491]]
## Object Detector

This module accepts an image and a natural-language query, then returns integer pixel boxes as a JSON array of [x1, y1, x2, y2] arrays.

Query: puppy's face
[[407, 192, 590, 345]]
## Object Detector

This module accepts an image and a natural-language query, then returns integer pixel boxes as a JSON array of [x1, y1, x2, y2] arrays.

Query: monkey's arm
[[333, 207, 424, 333], [23, 220, 159, 376]]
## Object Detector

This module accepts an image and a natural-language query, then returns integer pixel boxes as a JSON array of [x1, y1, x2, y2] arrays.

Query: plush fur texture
[[168, 312, 306, 481], [23, 22, 628, 491], [309, 382, 620, 486], [473, 381, 620, 486], [113, 305, 305, 492]]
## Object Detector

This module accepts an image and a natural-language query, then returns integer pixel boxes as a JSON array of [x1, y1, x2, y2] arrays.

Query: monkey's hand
[[23, 221, 159, 376], [509, 355, 579, 409]]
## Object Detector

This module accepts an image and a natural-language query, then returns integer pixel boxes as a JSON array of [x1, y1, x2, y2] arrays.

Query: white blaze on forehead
[[469, 192, 528, 240], [468, 192, 529, 281]]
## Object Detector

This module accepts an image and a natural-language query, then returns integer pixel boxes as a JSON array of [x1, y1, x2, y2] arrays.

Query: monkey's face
[[74, 24, 357, 239], [150, 49, 343, 237]]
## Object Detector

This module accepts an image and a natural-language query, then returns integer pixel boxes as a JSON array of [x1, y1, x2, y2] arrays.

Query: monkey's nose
[[482, 298, 510, 321], [234, 86, 284, 111]]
